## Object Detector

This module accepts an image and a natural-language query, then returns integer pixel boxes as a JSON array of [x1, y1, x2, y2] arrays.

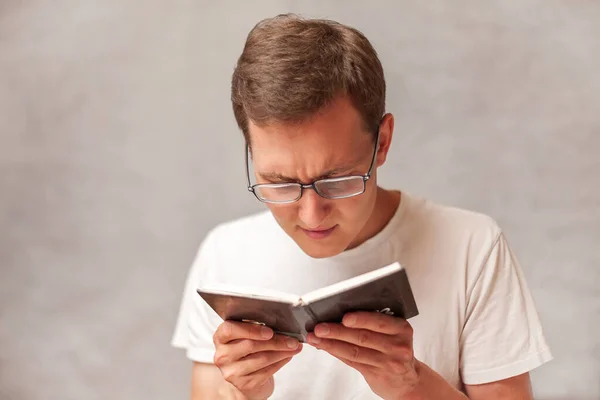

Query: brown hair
[[231, 14, 386, 147]]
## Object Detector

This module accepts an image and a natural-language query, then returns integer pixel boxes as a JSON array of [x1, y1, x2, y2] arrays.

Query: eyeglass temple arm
[[245, 143, 253, 190], [365, 129, 381, 178]]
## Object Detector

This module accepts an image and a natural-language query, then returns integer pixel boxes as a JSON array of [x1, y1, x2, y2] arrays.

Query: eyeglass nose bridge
[[298, 182, 322, 199]]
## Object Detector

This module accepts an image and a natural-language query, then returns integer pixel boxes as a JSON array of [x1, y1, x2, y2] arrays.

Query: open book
[[197, 262, 419, 342]]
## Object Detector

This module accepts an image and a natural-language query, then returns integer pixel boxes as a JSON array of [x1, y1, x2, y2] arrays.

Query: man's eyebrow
[[259, 166, 356, 183]]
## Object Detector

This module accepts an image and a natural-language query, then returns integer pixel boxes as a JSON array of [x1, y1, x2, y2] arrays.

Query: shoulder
[[405, 193, 501, 236], [208, 209, 280, 243], [401, 193, 503, 267], [200, 209, 292, 259]]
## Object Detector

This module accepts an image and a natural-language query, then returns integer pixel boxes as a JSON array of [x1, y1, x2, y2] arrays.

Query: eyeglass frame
[[245, 129, 380, 204]]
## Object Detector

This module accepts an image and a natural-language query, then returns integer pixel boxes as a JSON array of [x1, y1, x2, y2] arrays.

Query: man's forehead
[[250, 132, 365, 160], [247, 110, 368, 149], [248, 124, 370, 150], [249, 139, 371, 183], [246, 111, 374, 181]]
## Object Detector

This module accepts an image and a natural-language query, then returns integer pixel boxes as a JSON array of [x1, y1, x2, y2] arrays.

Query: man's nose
[[298, 189, 330, 229]]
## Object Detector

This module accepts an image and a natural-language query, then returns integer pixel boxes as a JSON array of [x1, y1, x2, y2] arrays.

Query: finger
[[329, 354, 376, 376], [218, 335, 301, 363], [342, 311, 413, 337], [313, 323, 403, 353], [214, 320, 274, 345], [247, 356, 293, 381], [306, 334, 383, 368], [234, 358, 292, 395], [235, 347, 302, 377]]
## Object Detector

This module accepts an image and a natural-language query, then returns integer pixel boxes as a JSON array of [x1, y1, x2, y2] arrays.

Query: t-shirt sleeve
[[459, 231, 553, 385], [171, 228, 223, 363]]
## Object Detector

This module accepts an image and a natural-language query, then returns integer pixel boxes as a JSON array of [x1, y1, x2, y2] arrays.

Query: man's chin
[[293, 236, 348, 259]]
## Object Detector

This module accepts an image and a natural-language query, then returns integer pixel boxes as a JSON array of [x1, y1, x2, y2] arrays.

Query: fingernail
[[307, 334, 321, 345], [286, 337, 298, 349], [315, 324, 330, 336], [344, 314, 356, 327], [260, 326, 272, 339]]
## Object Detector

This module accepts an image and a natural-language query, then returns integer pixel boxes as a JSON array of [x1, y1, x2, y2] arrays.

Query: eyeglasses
[[245, 131, 380, 204]]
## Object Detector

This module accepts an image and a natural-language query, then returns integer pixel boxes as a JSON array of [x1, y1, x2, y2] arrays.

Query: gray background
[[1, 1, 598, 399]]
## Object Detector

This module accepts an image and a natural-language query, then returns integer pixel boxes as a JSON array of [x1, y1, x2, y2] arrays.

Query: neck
[[347, 187, 401, 250]]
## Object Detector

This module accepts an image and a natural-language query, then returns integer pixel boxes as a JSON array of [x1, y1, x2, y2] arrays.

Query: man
[[172, 14, 552, 399]]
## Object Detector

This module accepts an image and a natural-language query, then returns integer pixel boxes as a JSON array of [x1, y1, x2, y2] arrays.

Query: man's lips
[[300, 225, 337, 239]]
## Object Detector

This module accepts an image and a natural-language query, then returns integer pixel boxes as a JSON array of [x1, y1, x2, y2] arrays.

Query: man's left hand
[[306, 311, 420, 400]]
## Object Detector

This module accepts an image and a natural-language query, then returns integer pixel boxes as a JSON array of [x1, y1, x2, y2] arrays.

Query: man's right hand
[[212, 321, 302, 400]]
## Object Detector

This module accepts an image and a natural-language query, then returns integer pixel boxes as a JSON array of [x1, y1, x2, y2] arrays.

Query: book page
[[198, 282, 300, 304], [300, 262, 402, 305]]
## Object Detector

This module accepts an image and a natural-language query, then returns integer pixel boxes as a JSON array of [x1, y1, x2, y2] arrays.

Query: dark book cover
[[198, 262, 418, 342]]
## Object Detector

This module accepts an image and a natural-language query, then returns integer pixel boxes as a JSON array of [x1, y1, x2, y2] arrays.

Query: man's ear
[[376, 113, 394, 168]]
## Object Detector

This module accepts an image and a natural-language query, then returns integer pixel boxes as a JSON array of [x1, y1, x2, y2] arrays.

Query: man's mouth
[[300, 225, 337, 239]]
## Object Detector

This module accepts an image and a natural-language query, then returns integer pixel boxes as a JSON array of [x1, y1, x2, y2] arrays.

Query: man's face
[[248, 96, 393, 258]]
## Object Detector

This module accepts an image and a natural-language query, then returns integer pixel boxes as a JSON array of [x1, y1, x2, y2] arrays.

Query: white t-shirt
[[172, 191, 552, 399]]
